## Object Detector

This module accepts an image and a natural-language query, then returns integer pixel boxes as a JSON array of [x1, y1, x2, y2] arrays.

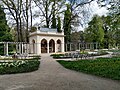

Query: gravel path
[[0, 54, 120, 90]]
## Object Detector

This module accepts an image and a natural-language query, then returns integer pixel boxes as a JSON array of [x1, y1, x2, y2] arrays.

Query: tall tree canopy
[[100, 0, 120, 48], [64, 4, 72, 43], [84, 15, 104, 47], [0, 5, 13, 55], [57, 16, 62, 32], [33, 0, 65, 28], [0, 5, 12, 42], [1, 0, 32, 42]]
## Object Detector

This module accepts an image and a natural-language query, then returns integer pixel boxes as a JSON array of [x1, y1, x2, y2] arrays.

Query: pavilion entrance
[[49, 39, 55, 53], [57, 40, 61, 52], [41, 39, 47, 53]]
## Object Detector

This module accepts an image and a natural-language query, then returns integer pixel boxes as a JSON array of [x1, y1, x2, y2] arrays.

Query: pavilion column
[[39, 43, 41, 54], [35, 43, 37, 54], [61, 43, 64, 52], [36, 43, 41, 55], [47, 43, 49, 53], [55, 43, 57, 53]]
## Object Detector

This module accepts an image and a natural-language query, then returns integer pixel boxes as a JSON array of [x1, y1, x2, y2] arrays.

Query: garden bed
[[57, 57, 120, 80], [0, 58, 40, 74], [51, 51, 109, 59]]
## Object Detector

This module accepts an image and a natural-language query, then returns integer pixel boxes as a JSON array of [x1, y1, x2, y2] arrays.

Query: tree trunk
[[26, 0, 29, 42], [30, 0, 32, 30], [45, 1, 49, 28]]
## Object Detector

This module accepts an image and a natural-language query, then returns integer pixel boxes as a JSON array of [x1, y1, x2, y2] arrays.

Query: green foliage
[[29, 27, 37, 32], [113, 15, 120, 45], [85, 15, 104, 44], [71, 31, 85, 43], [99, 0, 120, 48], [64, 4, 72, 43], [57, 58, 120, 80], [51, 9, 57, 28], [101, 15, 116, 48], [57, 17, 62, 32], [0, 59, 40, 74], [97, 50, 108, 55], [50, 54, 64, 58], [108, 0, 120, 15], [0, 5, 13, 55]]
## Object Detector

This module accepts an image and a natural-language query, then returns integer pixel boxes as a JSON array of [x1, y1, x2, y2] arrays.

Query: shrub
[[0, 58, 40, 74], [50, 54, 64, 58], [97, 50, 108, 55]]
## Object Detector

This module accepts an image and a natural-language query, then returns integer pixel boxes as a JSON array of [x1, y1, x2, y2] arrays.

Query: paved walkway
[[0, 54, 120, 90]]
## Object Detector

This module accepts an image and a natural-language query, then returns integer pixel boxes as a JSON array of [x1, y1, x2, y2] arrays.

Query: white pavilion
[[29, 28, 65, 55]]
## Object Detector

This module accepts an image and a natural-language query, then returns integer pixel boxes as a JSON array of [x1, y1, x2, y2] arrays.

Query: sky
[[3, 0, 109, 31], [32, 0, 109, 31], [73, 0, 109, 31], [91, 1, 108, 16]]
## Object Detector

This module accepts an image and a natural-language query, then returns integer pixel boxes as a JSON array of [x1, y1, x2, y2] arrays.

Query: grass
[[57, 57, 120, 80]]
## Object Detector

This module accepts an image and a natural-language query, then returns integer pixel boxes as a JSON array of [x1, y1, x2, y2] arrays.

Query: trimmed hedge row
[[50, 54, 65, 58], [0, 59, 40, 74]]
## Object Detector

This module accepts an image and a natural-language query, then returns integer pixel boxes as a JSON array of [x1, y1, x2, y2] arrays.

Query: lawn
[[57, 57, 120, 80]]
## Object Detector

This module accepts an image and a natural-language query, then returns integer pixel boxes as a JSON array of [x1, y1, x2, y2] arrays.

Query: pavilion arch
[[41, 39, 47, 53], [57, 39, 61, 52], [32, 39, 35, 54], [49, 39, 55, 53]]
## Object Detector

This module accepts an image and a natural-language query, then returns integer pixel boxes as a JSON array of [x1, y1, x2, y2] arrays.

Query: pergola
[[65, 42, 99, 51], [0, 42, 29, 56]]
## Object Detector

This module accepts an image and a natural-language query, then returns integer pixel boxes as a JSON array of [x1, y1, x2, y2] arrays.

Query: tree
[[1, 0, 23, 42], [29, 26, 37, 32], [0, 5, 12, 41], [64, 4, 72, 43], [99, 0, 120, 48], [51, 10, 56, 28], [101, 15, 116, 48], [1, 0, 32, 42], [57, 16, 62, 32], [108, 0, 120, 47], [63, 0, 98, 44], [71, 31, 85, 43], [66, 0, 96, 28], [0, 5, 13, 55], [33, 0, 65, 28], [84, 15, 104, 48]]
